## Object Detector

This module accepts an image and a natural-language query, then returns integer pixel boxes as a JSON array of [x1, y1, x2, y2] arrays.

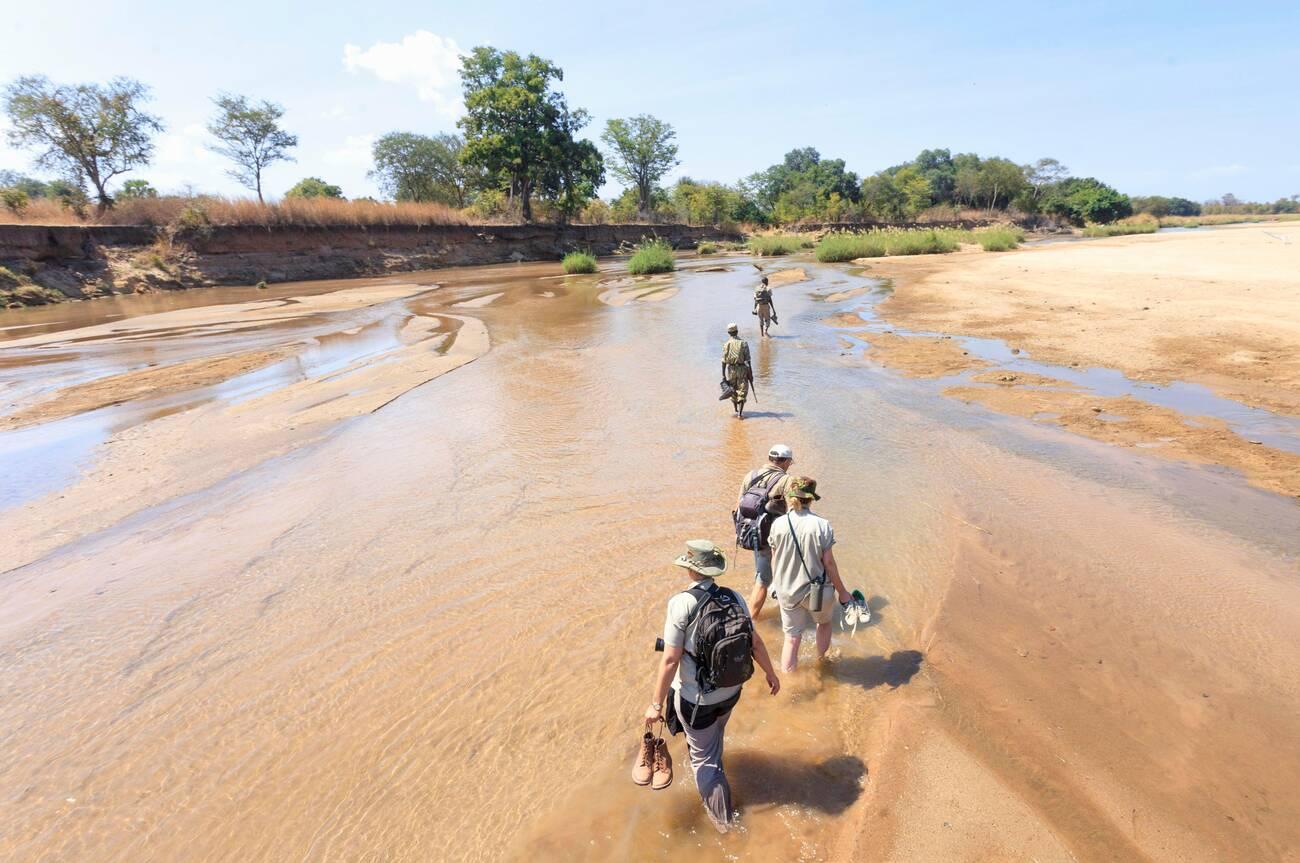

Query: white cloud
[[1191, 164, 1248, 179], [343, 31, 464, 118], [321, 105, 348, 120], [323, 133, 376, 167]]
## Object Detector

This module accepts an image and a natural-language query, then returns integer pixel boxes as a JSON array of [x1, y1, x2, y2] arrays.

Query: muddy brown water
[[1, 258, 1298, 861]]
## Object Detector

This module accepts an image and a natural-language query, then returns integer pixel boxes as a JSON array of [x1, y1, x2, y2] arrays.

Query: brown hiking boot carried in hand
[[651, 736, 673, 790], [632, 731, 655, 786]]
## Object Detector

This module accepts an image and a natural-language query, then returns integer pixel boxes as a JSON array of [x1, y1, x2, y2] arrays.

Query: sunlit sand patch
[[597, 274, 678, 306], [821, 311, 867, 327], [1, 283, 441, 349], [860, 332, 990, 379], [944, 382, 1300, 497], [453, 292, 504, 308], [766, 267, 808, 287], [820, 285, 874, 303], [0, 349, 293, 430]]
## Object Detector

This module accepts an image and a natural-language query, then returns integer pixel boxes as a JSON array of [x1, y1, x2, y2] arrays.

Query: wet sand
[[1, 248, 1298, 862]]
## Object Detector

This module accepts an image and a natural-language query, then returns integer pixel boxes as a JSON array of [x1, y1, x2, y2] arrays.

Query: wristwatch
[[650, 701, 663, 712]]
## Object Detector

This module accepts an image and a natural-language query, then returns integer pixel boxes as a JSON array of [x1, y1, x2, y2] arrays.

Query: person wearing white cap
[[734, 444, 794, 619]]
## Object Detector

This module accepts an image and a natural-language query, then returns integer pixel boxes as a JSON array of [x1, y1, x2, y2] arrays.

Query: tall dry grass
[[2, 195, 469, 228]]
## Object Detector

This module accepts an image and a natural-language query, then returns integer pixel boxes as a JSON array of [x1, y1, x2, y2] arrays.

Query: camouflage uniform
[[754, 287, 773, 326], [723, 336, 750, 406]]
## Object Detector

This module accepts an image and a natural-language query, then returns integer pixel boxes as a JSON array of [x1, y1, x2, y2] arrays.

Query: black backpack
[[684, 583, 755, 698], [734, 469, 782, 550]]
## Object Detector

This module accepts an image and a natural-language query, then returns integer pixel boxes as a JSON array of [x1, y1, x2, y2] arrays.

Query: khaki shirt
[[768, 509, 836, 608], [722, 337, 750, 367]]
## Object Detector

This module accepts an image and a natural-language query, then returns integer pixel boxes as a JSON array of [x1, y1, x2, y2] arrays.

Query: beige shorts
[[778, 584, 836, 635]]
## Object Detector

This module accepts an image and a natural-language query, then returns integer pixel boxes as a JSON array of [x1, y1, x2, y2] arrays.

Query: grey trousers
[[674, 689, 734, 830]]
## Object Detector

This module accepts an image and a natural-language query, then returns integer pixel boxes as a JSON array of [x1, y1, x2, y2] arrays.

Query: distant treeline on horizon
[[3, 47, 1297, 228]]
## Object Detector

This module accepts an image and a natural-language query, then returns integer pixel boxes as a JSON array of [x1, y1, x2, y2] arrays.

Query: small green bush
[[1082, 221, 1158, 237], [748, 234, 806, 256], [815, 228, 962, 262], [2, 187, 30, 215], [627, 238, 675, 274], [562, 250, 598, 273], [974, 226, 1025, 251], [697, 241, 719, 255]]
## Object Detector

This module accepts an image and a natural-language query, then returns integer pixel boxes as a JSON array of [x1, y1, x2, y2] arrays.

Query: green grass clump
[[627, 239, 675, 274], [696, 241, 719, 255], [815, 228, 962, 262], [1082, 221, 1158, 237], [562, 250, 598, 274], [974, 226, 1025, 251], [748, 234, 806, 256]]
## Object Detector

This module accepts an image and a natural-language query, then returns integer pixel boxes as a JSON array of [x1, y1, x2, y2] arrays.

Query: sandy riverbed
[[0, 252, 1296, 862]]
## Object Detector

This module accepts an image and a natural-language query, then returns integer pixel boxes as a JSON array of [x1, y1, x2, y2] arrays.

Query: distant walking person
[[721, 323, 752, 419], [734, 444, 794, 619], [753, 276, 777, 337], [642, 540, 780, 833], [767, 477, 853, 672]]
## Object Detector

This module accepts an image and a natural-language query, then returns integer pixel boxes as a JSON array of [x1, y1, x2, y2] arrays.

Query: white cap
[[768, 444, 793, 460]]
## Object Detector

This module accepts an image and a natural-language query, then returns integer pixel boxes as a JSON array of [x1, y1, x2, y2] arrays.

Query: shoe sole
[[652, 778, 672, 790], [632, 775, 652, 786]]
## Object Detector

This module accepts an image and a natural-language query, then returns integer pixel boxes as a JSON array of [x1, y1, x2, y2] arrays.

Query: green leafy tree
[[285, 177, 344, 199], [539, 106, 604, 223], [3, 75, 163, 214], [975, 158, 1028, 211], [747, 147, 861, 222], [601, 115, 679, 216], [913, 148, 957, 203], [1043, 177, 1132, 225], [370, 132, 482, 206], [459, 47, 584, 222], [117, 179, 158, 200], [861, 173, 907, 220], [206, 93, 297, 204]]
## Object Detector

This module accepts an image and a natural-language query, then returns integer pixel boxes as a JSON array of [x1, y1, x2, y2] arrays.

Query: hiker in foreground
[[720, 323, 752, 419], [638, 540, 780, 833], [767, 477, 855, 671], [753, 276, 777, 337], [735, 444, 794, 620]]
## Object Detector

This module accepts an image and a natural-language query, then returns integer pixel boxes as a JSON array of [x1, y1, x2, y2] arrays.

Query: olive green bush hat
[[674, 540, 727, 577], [787, 476, 821, 501]]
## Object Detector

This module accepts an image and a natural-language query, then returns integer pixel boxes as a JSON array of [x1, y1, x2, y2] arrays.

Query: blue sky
[[2, 0, 1297, 203]]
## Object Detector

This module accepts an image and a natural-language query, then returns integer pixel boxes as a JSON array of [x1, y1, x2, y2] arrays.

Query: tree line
[[3, 50, 1295, 226]]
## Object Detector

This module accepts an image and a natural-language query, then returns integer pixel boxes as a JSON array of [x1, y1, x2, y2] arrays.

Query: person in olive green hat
[[767, 477, 853, 671], [642, 540, 780, 832], [721, 323, 751, 419]]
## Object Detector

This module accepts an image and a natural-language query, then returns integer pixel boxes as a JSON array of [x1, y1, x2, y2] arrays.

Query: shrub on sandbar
[[627, 238, 675, 274], [562, 250, 598, 273]]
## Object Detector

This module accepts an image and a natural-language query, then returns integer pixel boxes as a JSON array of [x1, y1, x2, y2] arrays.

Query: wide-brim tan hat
[[674, 539, 727, 577]]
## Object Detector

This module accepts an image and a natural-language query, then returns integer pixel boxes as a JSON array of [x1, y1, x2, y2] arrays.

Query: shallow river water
[[1, 257, 1297, 862]]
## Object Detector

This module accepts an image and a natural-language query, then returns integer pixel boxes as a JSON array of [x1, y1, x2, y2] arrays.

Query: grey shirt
[[768, 509, 836, 608], [663, 578, 751, 705]]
